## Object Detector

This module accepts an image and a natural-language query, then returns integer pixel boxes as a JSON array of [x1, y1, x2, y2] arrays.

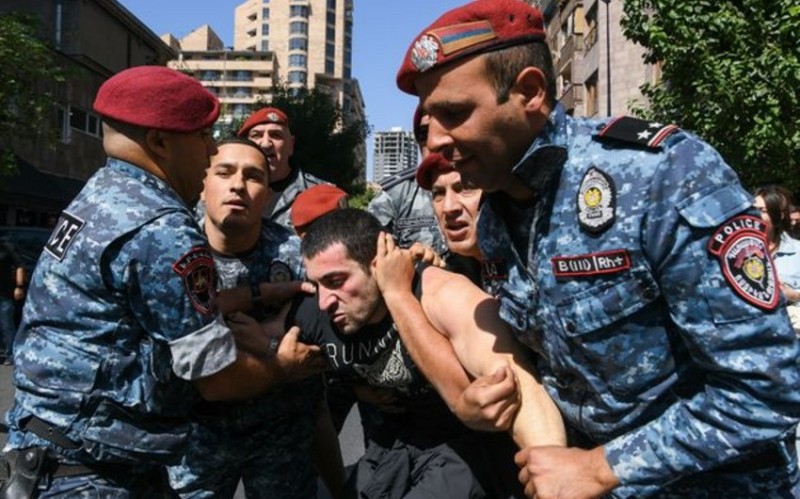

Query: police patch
[[708, 215, 778, 310], [411, 35, 440, 72], [269, 260, 293, 283], [552, 249, 631, 278], [172, 247, 217, 315], [45, 211, 85, 261], [577, 167, 615, 234]]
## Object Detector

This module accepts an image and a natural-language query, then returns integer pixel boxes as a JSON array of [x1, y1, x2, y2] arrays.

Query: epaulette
[[595, 116, 679, 150], [378, 167, 417, 191]]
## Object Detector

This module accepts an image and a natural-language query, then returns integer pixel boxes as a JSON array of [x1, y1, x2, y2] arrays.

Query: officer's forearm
[[193, 350, 289, 401]]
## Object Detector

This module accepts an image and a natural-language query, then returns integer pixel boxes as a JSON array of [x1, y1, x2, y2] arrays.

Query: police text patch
[[552, 249, 631, 278], [173, 247, 217, 315], [45, 211, 85, 261], [577, 167, 616, 235], [708, 215, 778, 311]]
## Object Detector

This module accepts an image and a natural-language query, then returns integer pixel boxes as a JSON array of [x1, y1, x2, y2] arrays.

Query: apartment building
[[532, 0, 659, 117], [0, 0, 175, 226], [372, 128, 418, 182]]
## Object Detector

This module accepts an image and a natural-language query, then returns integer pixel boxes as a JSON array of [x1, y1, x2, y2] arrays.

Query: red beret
[[397, 0, 546, 95], [416, 153, 455, 191], [238, 107, 290, 137], [93, 66, 219, 132], [291, 185, 348, 229]]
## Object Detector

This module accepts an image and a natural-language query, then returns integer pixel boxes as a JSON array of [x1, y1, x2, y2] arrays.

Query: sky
[[119, 0, 467, 177]]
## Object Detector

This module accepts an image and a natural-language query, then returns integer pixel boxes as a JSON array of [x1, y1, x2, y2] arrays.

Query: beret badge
[[411, 35, 440, 72], [267, 112, 280, 122]]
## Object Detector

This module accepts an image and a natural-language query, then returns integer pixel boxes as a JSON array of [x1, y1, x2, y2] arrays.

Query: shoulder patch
[[378, 167, 417, 190], [172, 247, 217, 315], [596, 116, 679, 150], [269, 260, 293, 283], [577, 166, 616, 235], [707, 215, 779, 311], [45, 211, 85, 261]]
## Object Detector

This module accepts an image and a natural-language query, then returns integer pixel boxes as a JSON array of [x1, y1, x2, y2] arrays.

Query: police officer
[[397, 1, 800, 497], [168, 138, 339, 499], [3, 66, 304, 497], [238, 107, 328, 230], [368, 107, 446, 254]]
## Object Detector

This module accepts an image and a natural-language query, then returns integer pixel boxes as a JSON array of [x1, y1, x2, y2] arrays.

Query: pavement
[[0, 364, 364, 499]]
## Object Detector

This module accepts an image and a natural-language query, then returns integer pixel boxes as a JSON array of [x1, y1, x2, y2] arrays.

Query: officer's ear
[[144, 129, 170, 160], [513, 67, 548, 116]]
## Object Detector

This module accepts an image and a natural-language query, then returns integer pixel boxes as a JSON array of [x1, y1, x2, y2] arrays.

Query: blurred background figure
[[753, 185, 800, 333], [0, 239, 24, 365], [789, 205, 800, 240]]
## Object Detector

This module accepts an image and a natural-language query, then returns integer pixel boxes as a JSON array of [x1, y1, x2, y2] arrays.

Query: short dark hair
[[214, 137, 270, 172], [301, 208, 382, 270], [483, 42, 556, 107]]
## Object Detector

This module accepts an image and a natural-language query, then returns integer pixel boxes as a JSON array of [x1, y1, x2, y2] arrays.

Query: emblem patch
[[267, 112, 280, 122], [411, 35, 440, 72], [172, 247, 217, 315], [430, 20, 497, 56], [269, 261, 293, 283], [552, 249, 631, 278], [708, 215, 778, 311], [45, 211, 85, 261], [577, 167, 616, 234]]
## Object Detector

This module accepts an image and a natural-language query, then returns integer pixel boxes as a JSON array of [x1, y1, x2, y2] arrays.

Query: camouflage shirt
[[6, 159, 235, 465], [479, 105, 800, 497], [368, 167, 446, 254]]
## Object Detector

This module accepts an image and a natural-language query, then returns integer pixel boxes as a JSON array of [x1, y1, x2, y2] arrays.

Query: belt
[[20, 416, 81, 451]]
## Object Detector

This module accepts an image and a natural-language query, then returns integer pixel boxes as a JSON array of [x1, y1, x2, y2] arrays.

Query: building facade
[[532, 0, 659, 118], [0, 0, 175, 226], [372, 128, 418, 182]]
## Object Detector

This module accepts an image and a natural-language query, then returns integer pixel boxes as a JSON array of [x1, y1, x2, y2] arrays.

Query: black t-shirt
[[288, 270, 469, 445]]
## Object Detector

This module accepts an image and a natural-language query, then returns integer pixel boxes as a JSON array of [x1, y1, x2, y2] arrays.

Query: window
[[68, 105, 102, 138], [261, 23, 269, 36], [325, 60, 335, 74], [261, 40, 269, 51], [290, 5, 309, 17], [327, 0, 336, 8], [326, 26, 335, 41], [584, 72, 598, 117], [325, 43, 335, 58], [289, 54, 307, 67], [288, 70, 307, 84], [327, 12, 336, 24], [290, 21, 308, 35], [262, 7, 269, 19], [289, 38, 308, 51]]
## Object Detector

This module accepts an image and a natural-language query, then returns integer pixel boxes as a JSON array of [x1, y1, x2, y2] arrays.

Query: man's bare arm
[[420, 265, 566, 448]]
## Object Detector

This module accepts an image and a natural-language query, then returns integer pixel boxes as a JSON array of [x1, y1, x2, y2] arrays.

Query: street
[[0, 365, 364, 499]]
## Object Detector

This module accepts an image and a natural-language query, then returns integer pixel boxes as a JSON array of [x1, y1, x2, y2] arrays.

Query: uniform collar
[[106, 157, 186, 207], [509, 103, 570, 192]]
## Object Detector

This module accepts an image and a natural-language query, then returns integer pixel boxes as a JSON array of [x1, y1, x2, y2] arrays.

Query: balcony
[[584, 24, 598, 51], [558, 34, 583, 73]]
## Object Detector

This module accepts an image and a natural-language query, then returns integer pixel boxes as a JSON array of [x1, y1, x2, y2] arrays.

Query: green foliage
[[0, 13, 63, 175], [621, 0, 800, 195], [257, 83, 368, 192], [347, 184, 377, 209]]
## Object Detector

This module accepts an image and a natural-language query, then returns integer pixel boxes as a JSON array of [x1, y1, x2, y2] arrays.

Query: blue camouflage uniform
[[5, 159, 236, 496], [267, 167, 327, 230], [167, 219, 323, 499], [368, 167, 446, 254], [478, 104, 800, 498]]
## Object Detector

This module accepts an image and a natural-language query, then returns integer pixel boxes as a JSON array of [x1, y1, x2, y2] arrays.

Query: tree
[[0, 13, 63, 175], [621, 0, 800, 194], [256, 83, 369, 192]]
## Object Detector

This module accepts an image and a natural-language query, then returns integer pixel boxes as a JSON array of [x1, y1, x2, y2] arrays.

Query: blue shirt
[[7, 159, 236, 465], [478, 105, 800, 497]]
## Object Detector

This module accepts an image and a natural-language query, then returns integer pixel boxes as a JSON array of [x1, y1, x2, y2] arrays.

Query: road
[[0, 364, 364, 498]]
